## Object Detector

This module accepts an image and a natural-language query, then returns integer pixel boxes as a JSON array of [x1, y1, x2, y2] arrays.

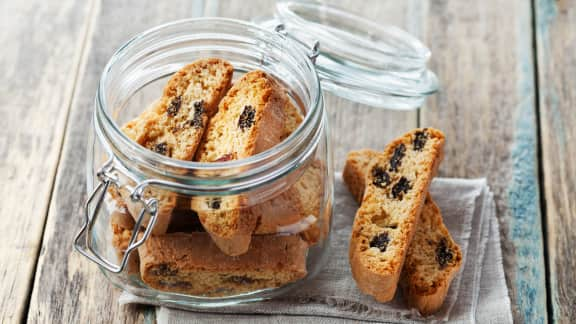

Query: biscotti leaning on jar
[[104, 57, 327, 296], [345, 128, 463, 315]]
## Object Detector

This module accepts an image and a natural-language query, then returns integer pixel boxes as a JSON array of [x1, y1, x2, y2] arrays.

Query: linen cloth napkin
[[120, 175, 513, 323]]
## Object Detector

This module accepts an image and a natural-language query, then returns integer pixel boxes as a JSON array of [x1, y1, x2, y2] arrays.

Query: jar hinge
[[74, 157, 159, 273], [274, 23, 320, 64]]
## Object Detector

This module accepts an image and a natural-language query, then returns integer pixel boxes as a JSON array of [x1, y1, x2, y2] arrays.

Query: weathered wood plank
[[421, 0, 547, 322], [25, 0, 210, 323], [535, 0, 576, 322], [0, 0, 94, 322]]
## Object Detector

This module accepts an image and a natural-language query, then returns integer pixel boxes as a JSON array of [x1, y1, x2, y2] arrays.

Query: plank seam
[[21, 0, 100, 322], [530, 0, 553, 322]]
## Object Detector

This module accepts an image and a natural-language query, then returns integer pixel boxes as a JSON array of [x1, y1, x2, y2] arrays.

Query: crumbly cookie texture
[[344, 148, 462, 314], [280, 99, 304, 140], [401, 195, 463, 315], [110, 210, 140, 275], [349, 128, 445, 302], [195, 70, 287, 161], [138, 232, 308, 297], [192, 70, 287, 256], [122, 58, 233, 160], [343, 149, 380, 203]]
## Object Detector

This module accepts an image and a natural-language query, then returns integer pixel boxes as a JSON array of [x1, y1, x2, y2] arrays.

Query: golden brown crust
[[401, 196, 463, 315], [138, 233, 308, 296], [280, 99, 304, 141], [122, 58, 233, 161], [349, 128, 445, 302], [343, 149, 380, 203], [194, 70, 286, 161], [192, 70, 287, 256]]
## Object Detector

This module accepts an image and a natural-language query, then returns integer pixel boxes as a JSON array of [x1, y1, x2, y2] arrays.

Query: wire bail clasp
[[73, 157, 158, 273]]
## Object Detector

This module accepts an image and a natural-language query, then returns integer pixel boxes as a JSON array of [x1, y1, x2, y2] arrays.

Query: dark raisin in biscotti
[[122, 58, 233, 160], [138, 232, 308, 297], [192, 70, 287, 256], [344, 148, 462, 314], [349, 128, 445, 302]]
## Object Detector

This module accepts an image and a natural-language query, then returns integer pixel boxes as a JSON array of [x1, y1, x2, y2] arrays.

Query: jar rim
[[95, 17, 323, 187]]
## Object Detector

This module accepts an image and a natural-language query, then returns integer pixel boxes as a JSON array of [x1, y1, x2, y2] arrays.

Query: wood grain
[[0, 0, 94, 322], [25, 0, 212, 323], [421, 0, 547, 322], [535, 0, 576, 322]]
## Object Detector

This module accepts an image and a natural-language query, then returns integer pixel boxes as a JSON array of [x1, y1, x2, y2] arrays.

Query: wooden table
[[1, 0, 574, 323]]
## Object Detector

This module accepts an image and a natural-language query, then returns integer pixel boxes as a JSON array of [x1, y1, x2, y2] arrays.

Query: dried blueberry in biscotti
[[192, 70, 287, 256], [343, 148, 463, 315], [121, 58, 234, 161], [349, 128, 445, 303]]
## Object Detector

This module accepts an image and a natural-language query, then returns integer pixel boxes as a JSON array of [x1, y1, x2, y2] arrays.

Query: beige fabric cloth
[[120, 175, 513, 323]]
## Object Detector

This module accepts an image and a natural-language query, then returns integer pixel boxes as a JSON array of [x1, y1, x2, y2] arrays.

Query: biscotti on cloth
[[344, 148, 463, 315], [349, 128, 445, 302], [120, 176, 512, 323]]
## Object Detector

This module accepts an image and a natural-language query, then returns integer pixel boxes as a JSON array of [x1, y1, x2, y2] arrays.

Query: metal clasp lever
[[73, 158, 158, 273]]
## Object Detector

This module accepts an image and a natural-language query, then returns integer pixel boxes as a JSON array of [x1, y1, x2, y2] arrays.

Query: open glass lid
[[257, 0, 439, 110]]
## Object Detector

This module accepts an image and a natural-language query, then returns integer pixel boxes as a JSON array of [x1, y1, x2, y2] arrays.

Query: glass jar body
[[82, 18, 334, 307]]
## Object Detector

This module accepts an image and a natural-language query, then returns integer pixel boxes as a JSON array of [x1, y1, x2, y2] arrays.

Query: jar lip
[[97, 17, 322, 174]]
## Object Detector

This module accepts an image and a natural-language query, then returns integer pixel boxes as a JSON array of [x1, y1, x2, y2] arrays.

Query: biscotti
[[195, 70, 286, 161], [343, 149, 380, 203], [122, 58, 233, 160], [138, 232, 308, 296], [192, 70, 287, 256], [401, 195, 463, 315], [349, 128, 445, 302], [281, 100, 304, 140], [110, 210, 140, 274], [344, 148, 462, 314]]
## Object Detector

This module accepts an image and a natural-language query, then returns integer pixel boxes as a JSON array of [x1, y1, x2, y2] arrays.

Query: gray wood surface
[[1, 0, 572, 322], [535, 0, 576, 322], [421, 1, 548, 322], [0, 0, 93, 322]]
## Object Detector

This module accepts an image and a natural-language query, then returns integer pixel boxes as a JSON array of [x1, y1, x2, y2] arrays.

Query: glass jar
[[75, 1, 437, 309], [77, 18, 332, 307]]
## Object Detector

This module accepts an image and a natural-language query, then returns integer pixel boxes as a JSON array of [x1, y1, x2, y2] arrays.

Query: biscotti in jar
[[77, 19, 333, 306]]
